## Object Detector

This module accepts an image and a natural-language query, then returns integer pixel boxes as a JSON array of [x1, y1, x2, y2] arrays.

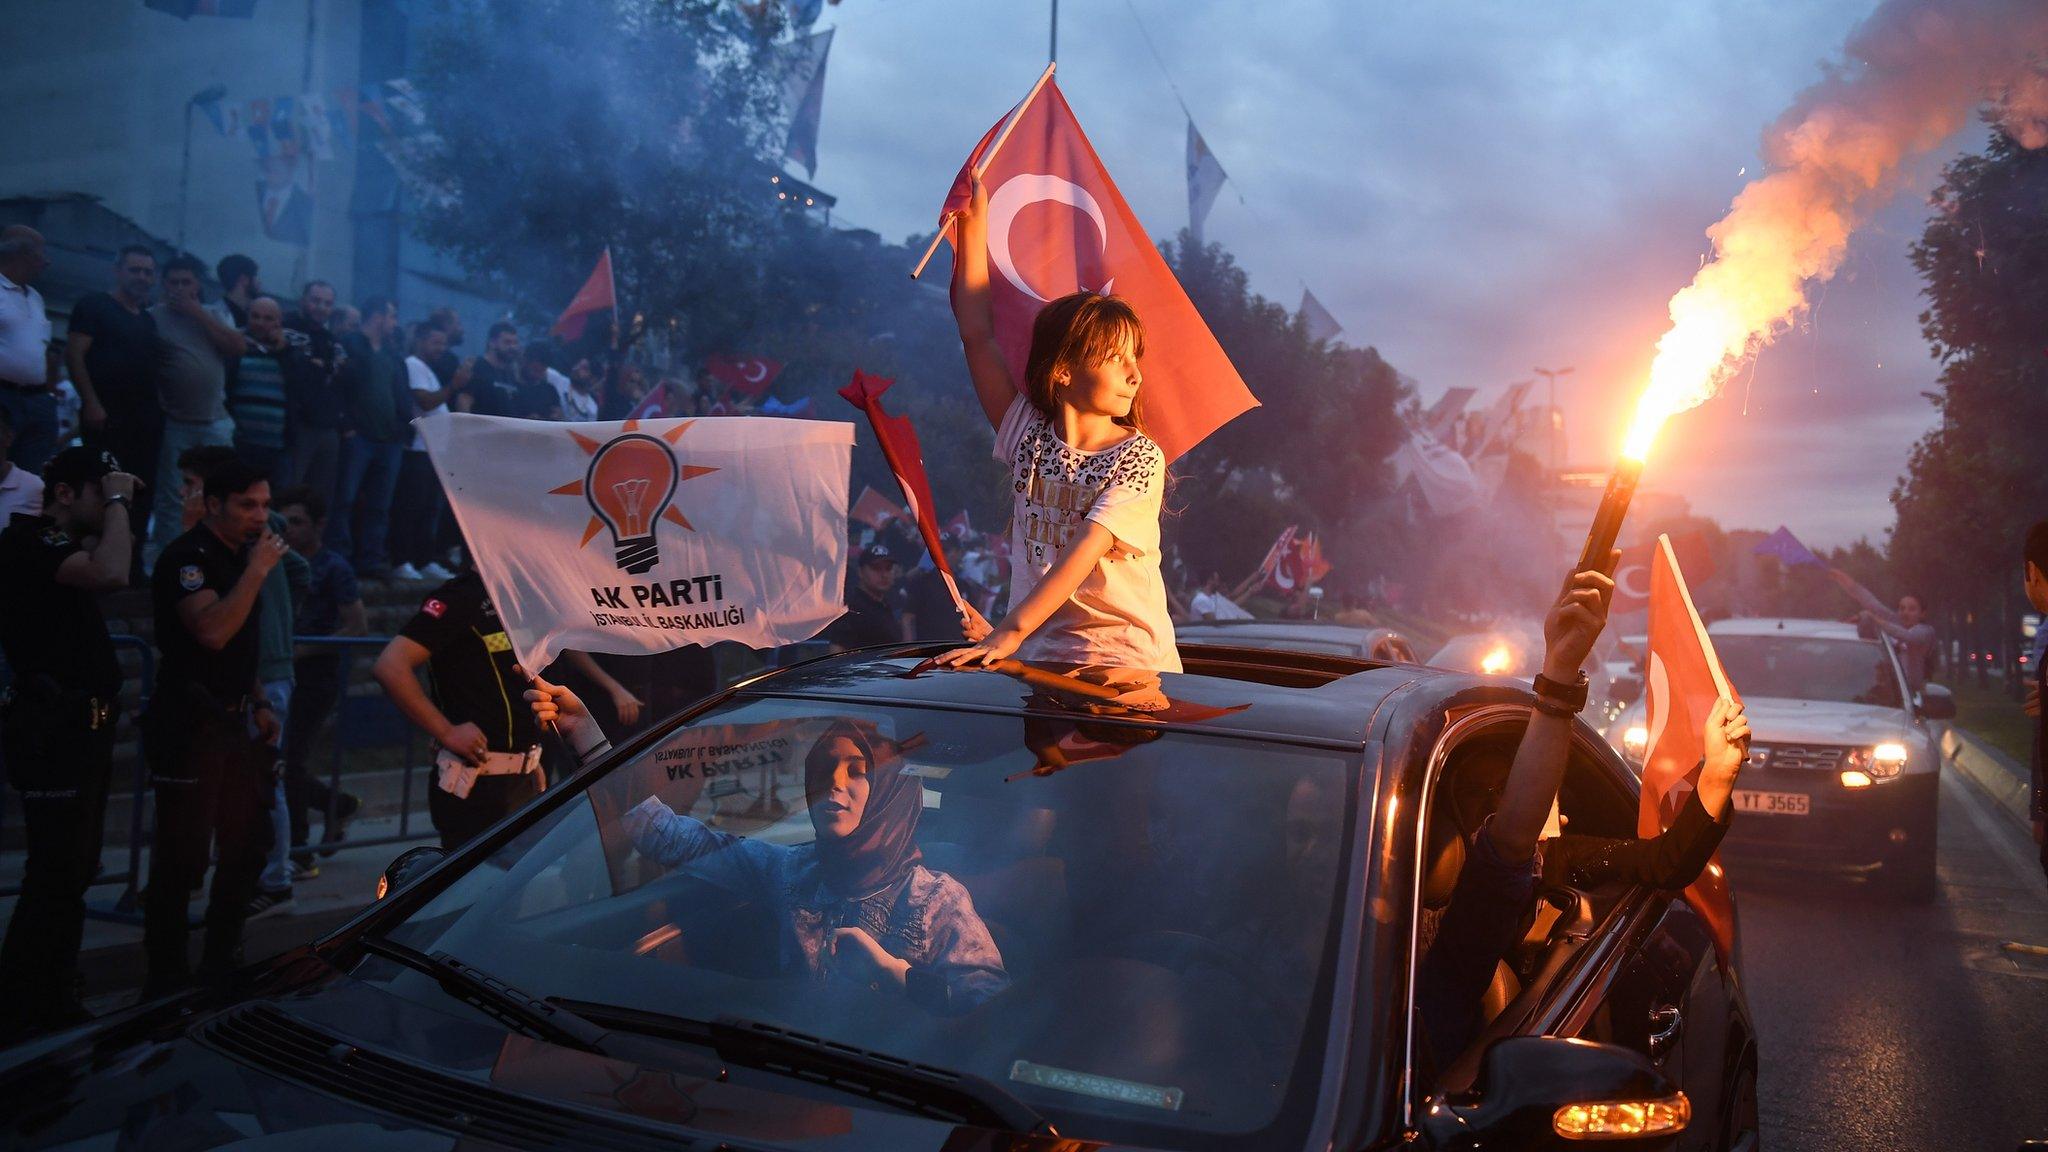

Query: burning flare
[[1619, 0, 2048, 462]]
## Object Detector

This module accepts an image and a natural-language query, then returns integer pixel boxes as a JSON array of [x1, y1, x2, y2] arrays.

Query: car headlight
[[1843, 741, 1910, 780]]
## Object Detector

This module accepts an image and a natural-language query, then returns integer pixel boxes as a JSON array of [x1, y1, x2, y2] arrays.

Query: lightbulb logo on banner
[[551, 424, 719, 574]]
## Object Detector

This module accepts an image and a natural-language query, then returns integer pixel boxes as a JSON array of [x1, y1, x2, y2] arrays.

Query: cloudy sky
[[807, 0, 1987, 548]]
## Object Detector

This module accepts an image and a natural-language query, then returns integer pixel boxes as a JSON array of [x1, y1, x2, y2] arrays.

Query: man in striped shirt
[[225, 297, 304, 480]]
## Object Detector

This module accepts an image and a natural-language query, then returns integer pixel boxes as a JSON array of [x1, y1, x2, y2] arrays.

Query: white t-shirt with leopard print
[[993, 395, 1180, 673]]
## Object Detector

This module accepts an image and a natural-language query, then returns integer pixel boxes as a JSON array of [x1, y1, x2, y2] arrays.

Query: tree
[[408, 0, 796, 346], [1892, 125, 2048, 663], [1161, 233, 1410, 593]]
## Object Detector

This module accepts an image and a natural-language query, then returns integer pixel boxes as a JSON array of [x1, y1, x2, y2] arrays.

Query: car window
[[1713, 635, 1902, 708], [375, 697, 1360, 1148]]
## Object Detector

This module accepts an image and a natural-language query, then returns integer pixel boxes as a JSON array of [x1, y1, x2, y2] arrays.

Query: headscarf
[[803, 721, 924, 899]]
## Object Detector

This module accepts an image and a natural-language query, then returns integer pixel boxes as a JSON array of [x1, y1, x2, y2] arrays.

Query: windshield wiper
[[551, 998, 1055, 1136], [358, 936, 611, 1055]]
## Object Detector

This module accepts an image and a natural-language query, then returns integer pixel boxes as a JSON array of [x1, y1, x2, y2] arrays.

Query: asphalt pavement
[[1735, 749, 2048, 1150]]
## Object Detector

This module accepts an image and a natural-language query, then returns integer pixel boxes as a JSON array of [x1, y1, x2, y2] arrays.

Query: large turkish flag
[[941, 80, 1257, 462], [1643, 534, 1740, 963]]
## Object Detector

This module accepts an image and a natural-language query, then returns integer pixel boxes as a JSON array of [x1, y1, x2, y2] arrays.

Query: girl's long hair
[[1023, 291, 1147, 435]]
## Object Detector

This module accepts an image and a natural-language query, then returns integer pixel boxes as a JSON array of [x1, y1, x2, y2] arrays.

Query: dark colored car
[[1, 644, 1756, 1150]]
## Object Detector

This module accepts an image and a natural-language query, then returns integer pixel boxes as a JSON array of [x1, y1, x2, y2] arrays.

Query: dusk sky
[[810, 0, 1988, 548]]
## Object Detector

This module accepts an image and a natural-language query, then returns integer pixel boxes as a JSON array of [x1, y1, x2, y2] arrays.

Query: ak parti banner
[[941, 78, 1257, 462], [418, 411, 851, 670], [1643, 533, 1740, 964]]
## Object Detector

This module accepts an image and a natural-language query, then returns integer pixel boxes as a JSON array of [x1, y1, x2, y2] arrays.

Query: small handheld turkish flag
[[839, 370, 967, 620], [706, 355, 784, 400], [1611, 531, 1715, 615], [1643, 533, 1740, 963], [552, 249, 616, 342], [940, 79, 1256, 462]]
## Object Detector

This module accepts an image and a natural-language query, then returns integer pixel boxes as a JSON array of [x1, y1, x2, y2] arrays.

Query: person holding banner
[[936, 175, 1178, 674], [371, 568, 543, 849]]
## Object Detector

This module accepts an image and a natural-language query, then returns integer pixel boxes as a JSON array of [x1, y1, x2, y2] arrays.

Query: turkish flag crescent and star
[[552, 249, 616, 341], [1642, 533, 1741, 963], [706, 355, 785, 400], [839, 370, 968, 615], [942, 79, 1257, 462], [1610, 530, 1715, 616]]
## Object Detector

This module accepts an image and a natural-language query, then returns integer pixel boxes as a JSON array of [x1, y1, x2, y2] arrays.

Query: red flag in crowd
[[1611, 531, 1716, 615], [552, 249, 616, 341], [944, 509, 973, 540], [706, 355, 785, 400], [940, 78, 1257, 462], [1258, 525, 1300, 591], [1643, 534, 1740, 963], [850, 485, 907, 531], [624, 382, 671, 421], [839, 370, 968, 616]]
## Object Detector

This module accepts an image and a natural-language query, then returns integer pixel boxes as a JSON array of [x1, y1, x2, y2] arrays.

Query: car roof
[[1174, 621, 1382, 642], [729, 643, 1441, 747], [1707, 617, 1866, 640]]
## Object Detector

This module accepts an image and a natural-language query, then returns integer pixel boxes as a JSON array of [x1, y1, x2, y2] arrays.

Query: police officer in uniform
[[143, 458, 286, 994], [0, 448, 138, 1036], [372, 567, 543, 850]]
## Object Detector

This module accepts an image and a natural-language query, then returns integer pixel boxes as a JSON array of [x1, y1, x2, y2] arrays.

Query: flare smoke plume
[[1623, 0, 2048, 458]]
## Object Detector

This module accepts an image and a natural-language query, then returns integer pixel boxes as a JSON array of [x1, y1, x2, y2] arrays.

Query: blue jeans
[[257, 679, 294, 893], [145, 416, 236, 569], [327, 436, 404, 570], [0, 387, 59, 475]]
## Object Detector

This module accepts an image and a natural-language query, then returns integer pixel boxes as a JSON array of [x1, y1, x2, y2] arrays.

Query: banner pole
[[909, 61, 1058, 280]]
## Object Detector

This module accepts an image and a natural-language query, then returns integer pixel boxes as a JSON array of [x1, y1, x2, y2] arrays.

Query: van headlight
[[1844, 741, 1910, 780]]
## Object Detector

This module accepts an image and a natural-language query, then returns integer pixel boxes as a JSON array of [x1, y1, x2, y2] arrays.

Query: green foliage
[[1893, 127, 2048, 615], [1161, 232, 1410, 589]]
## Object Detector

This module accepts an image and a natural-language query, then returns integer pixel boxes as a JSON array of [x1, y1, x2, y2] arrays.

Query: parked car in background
[[1606, 617, 1951, 901], [2, 644, 1755, 1150], [1429, 621, 1630, 733]]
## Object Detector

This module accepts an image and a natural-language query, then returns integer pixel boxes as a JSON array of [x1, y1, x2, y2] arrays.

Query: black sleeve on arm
[[1542, 782, 1729, 892]]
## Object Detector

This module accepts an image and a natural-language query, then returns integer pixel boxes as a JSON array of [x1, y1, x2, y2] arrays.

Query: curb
[[1942, 726, 2034, 830]]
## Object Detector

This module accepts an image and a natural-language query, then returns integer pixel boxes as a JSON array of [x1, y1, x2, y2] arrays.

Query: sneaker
[[289, 858, 321, 881], [246, 889, 295, 921], [391, 562, 424, 581], [318, 793, 362, 857], [417, 561, 457, 581]]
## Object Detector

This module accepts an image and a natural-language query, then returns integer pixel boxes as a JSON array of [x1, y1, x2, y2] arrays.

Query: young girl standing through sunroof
[[935, 174, 1180, 674]]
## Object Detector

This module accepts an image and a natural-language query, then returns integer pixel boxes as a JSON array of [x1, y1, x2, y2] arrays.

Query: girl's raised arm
[[951, 175, 1021, 430]]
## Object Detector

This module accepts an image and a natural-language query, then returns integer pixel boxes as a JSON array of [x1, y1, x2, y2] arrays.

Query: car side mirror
[[1918, 682, 1956, 721], [1424, 1036, 1689, 1148], [377, 845, 448, 901]]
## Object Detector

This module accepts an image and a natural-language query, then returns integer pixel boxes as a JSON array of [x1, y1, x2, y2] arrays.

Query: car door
[[1550, 749, 1734, 1152]]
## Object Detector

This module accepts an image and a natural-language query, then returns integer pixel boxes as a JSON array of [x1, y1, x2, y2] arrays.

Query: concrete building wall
[[0, 0, 366, 301]]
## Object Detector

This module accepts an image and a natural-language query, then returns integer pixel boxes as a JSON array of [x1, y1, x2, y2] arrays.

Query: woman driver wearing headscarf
[[527, 677, 1008, 1014]]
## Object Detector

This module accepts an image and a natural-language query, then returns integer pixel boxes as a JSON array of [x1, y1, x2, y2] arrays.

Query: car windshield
[[375, 695, 1359, 1148], [1713, 634, 1903, 707]]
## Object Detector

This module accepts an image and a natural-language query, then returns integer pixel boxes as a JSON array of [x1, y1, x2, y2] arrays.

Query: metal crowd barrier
[[10, 631, 790, 924]]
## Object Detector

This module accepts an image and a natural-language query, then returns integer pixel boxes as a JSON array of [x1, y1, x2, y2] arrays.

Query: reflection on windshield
[[1714, 635, 1902, 707], [378, 697, 1355, 1146], [620, 721, 1008, 1013]]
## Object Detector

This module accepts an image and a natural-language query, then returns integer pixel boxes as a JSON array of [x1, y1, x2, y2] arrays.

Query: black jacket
[[1540, 789, 1730, 891]]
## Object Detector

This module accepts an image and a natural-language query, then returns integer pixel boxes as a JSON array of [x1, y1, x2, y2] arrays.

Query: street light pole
[[1533, 364, 1575, 568], [1533, 364, 1574, 475]]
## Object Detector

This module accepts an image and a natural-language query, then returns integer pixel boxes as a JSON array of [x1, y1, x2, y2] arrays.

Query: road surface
[[1736, 753, 2048, 1150]]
